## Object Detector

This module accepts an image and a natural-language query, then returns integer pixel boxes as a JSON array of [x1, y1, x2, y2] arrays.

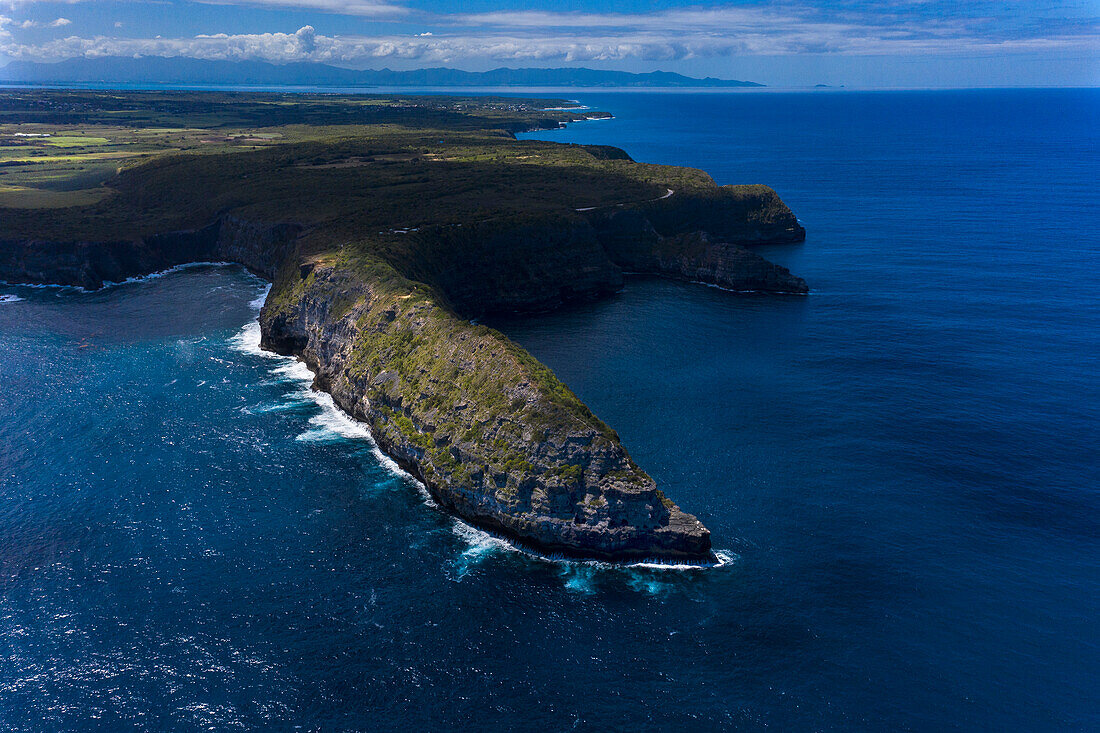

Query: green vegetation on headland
[[0, 90, 606, 211], [0, 91, 807, 562]]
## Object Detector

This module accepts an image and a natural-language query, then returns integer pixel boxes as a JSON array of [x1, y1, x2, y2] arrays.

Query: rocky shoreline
[[0, 98, 807, 562]]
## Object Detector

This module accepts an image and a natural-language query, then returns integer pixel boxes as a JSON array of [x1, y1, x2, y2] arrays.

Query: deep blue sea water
[[1, 89, 1098, 731]]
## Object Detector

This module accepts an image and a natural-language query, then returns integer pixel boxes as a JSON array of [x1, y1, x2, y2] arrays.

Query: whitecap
[[245, 394, 314, 414], [292, 379, 417, 489], [228, 321, 281, 359], [229, 307, 416, 489], [450, 521, 513, 560], [697, 280, 811, 296], [560, 565, 600, 594], [295, 396, 374, 444], [100, 260, 235, 288], [270, 359, 314, 383], [0, 279, 86, 293], [0, 294, 23, 303], [626, 550, 737, 571], [446, 514, 733, 575], [451, 525, 507, 578], [249, 283, 271, 312], [3, 261, 251, 297]]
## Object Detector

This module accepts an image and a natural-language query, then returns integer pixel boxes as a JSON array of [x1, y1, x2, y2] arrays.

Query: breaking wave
[[228, 296, 413, 488]]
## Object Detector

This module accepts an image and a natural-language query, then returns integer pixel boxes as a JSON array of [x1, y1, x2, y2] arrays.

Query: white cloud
[[4, 22, 1098, 66], [8, 15, 73, 29], [0, 0, 407, 16], [0, 3, 1096, 64], [194, 0, 406, 17]]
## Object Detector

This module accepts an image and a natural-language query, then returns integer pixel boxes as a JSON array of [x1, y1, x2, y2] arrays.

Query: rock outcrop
[[590, 186, 807, 294], [370, 187, 807, 318], [261, 254, 712, 561]]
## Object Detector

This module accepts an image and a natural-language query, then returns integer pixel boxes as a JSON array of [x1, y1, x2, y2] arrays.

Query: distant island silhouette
[[0, 58, 763, 88]]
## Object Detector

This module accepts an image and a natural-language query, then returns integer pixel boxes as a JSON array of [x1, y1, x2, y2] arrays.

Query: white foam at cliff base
[[295, 391, 373, 443], [450, 520, 735, 595], [249, 284, 271, 312], [698, 280, 810, 296], [228, 307, 415, 486], [628, 550, 736, 571], [448, 518, 735, 573], [270, 359, 314, 383], [3, 261, 247, 296], [0, 279, 86, 293], [246, 393, 314, 414], [228, 321, 280, 359], [618, 272, 811, 296], [100, 261, 234, 288], [450, 521, 520, 558], [297, 386, 415, 484]]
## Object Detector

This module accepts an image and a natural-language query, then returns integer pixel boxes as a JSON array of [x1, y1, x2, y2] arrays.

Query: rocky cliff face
[[0, 224, 216, 289], [1, 185, 804, 299], [594, 208, 807, 293], [639, 184, 807, 244], [588, 186, 807, 294], [261, 254, 712, 561], [379, 214, 622, 316], [0, 217, 300, 289], [369, 186, 808, 317], [214, 216, 303, 280], [656, 233, 808, 293]]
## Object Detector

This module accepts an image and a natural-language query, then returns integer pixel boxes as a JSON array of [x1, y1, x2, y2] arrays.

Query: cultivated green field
[[0, 90, 613, 213]]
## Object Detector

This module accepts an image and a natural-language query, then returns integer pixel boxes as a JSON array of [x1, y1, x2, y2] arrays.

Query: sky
[[0, 0, 1097, 87]]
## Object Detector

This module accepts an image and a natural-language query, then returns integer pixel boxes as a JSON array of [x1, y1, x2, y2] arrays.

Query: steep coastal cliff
[[0, 217, 299, 289], [374, 187, 807, 317], [0, 91, 809, 562], [591, 186, 807, 294], [261, 254, 711, 560]]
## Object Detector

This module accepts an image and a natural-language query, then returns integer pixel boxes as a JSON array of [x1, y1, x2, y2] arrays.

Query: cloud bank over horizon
[[0, 0, 1097, 86]]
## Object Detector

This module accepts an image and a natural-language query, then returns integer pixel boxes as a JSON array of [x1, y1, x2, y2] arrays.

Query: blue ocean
[[1, 89, 1097, 731]]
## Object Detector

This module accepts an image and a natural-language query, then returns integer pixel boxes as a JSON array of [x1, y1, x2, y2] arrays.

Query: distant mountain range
[[0, 57, 763, 88]]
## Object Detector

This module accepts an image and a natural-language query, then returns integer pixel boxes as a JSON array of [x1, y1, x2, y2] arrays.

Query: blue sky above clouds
[[0, 0, 1097, 86]]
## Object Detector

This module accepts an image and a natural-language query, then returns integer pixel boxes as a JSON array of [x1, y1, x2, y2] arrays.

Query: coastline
[[0, 89, 806, 563]]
